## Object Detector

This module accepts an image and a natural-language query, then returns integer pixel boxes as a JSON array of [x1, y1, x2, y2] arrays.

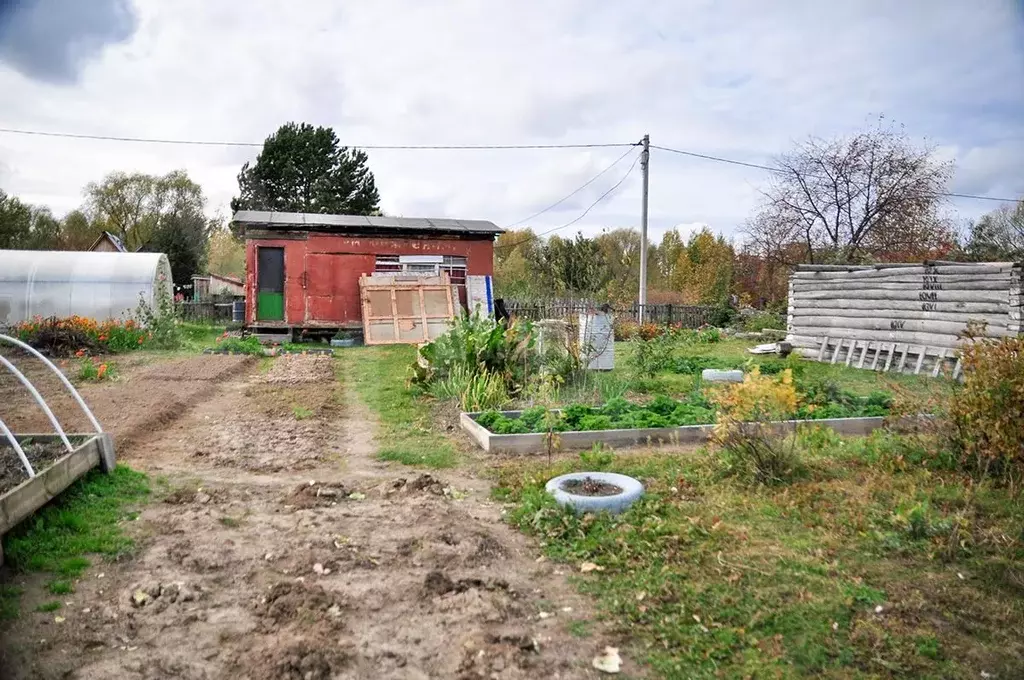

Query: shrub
[[15, 316, 150, 356], [742, 310, 785, 333], [215, 335, 264, 355], [638, 322, 663, 340], [712, 368, 804, 484], [948, 336, 1024, 485], [626, 333, 675, 379], [613, 320, 638, 341], [135, 287, 181, 350], [412, 311, 534, 394]]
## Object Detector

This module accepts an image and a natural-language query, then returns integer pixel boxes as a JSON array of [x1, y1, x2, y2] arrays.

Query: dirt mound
[[283, 481, 350, 508], [384, 473, 450, 496], [262, 641, 348, 680], [259, 581, 345, 629], [457, 631, 543, 679], [423, 570, 513, 597]]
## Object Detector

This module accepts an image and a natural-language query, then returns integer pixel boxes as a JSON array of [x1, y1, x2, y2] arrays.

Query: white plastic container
[[702, 368, 744, 383], [579, 312, 614, 370]]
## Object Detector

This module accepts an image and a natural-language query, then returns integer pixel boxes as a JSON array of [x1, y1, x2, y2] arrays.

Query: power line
[[0, 126, 635, 150], [504, 145, 640, 228], [496, 149, 643, 252], [651, 143, 1022, 204]]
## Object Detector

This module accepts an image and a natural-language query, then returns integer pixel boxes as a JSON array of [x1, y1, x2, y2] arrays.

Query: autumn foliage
[[949, 337, 1024, 487]]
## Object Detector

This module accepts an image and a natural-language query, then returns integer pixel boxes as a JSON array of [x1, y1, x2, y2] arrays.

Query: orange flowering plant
[[14, 315, 149, 355]]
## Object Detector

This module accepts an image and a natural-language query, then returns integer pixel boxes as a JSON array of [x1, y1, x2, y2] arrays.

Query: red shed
[[231, 210, 502, 337]]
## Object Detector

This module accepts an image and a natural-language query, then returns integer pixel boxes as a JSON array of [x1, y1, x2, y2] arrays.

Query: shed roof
[[232, 210, 503, 235]]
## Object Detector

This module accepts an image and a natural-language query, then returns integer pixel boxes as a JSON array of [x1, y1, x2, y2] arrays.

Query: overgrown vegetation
[[213, 334, 265, 355], [494, 437, 1024, 678], [712, 367, 804, 484], [341, 346, 459, 468], [412, 311, 534, 405], [14, 315, 150, 356], [1, 466, 149, 617], [948, 335, 1024, 488]]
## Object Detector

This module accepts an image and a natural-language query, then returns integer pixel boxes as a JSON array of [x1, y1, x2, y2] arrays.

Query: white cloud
[[0, 0, 1020, 237]]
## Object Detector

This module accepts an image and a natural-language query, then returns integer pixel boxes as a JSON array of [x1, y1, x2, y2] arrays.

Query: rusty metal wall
[[244, 233, 495, 326]]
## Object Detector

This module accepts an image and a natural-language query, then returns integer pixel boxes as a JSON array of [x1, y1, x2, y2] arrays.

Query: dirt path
[[1, 354, 637, 679]]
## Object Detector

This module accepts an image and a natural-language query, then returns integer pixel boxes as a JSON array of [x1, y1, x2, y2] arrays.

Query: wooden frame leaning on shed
[[786, 261, 1023, 377]]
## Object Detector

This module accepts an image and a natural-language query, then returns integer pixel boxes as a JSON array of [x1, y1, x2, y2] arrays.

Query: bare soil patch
[[1, 354, 639, 679], [0, 440, 69, 495], [561, 477, 623, 497]]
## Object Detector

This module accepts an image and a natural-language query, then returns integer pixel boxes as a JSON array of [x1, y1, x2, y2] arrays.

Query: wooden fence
[[504, 300, 716, 328], [177, 300, 238, 323]]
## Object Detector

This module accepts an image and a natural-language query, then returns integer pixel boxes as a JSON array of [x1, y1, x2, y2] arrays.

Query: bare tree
[[745, 119, 954, 264]]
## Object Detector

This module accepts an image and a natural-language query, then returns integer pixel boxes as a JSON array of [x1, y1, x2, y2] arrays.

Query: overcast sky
[[0, 0, 1022, 243]]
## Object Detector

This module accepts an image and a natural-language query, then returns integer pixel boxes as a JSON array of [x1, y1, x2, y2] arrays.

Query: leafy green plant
[[412, 310, 534, 395], [77, 358, 117, 382], [215, 335, 264, 355], [459, 369, 510, 412], [626, 333, 675, 379], [292, 405, 314, 420], [743, 310, 785, 333], [135, 283, 181, 349], [476, 392, 716, 434]]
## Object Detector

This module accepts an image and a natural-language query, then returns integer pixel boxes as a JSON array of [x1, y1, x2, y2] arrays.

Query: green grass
[[292, 405, 314, 420], [219, 516, 242, 528], [494, 434, 1024, 678], [605, 339, 947, 404], [35, 600, 62, 613], [337, 346, 459, 468], [179, 322, 227, 351], [0, 466, 149, 619], [0, 585, 22, 621], [47, 580, 73, 595]]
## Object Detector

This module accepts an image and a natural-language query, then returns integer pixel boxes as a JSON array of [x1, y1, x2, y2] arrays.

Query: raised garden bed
[[1, 433, 115, 564], [461, 409, 892, 454]]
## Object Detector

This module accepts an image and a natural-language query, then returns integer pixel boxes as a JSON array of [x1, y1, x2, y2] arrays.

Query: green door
[[256, 247, 285, 321]]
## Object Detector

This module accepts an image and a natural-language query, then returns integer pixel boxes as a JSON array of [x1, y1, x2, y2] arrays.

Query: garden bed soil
[[0, 353, 637, 679], [560, 477, 623, 497], [0, 440, 69, 496]]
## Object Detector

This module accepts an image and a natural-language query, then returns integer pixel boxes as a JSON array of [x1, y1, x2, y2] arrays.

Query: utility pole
[[638, 133, 650, 324]]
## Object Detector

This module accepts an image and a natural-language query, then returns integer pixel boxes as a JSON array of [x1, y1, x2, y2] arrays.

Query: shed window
[[374, 255, 467, 285]]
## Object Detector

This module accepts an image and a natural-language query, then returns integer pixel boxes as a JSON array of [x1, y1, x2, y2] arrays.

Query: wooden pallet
[[811, 337, 958, 378]]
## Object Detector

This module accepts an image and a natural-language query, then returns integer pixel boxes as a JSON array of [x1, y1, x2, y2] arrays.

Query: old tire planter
[[545, 472, 644, 515]]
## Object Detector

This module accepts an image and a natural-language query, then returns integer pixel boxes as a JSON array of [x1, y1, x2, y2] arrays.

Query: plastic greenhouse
[[0, 250, 174, 326]]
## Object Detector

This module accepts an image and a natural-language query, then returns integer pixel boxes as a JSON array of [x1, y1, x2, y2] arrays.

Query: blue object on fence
[[232, 299, 245, 323]]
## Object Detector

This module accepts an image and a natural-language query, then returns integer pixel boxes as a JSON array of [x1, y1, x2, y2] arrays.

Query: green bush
[[412, 311, 534, 394], [626, 334, 675, 379], [742, 310, 785, 333], [215, 335, 264, 355]]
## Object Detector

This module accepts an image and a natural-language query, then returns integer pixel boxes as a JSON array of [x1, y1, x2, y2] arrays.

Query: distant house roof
[[87, 231, 127, 252], [193, 273, 243, 286], [231, 210, 503, 236]]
